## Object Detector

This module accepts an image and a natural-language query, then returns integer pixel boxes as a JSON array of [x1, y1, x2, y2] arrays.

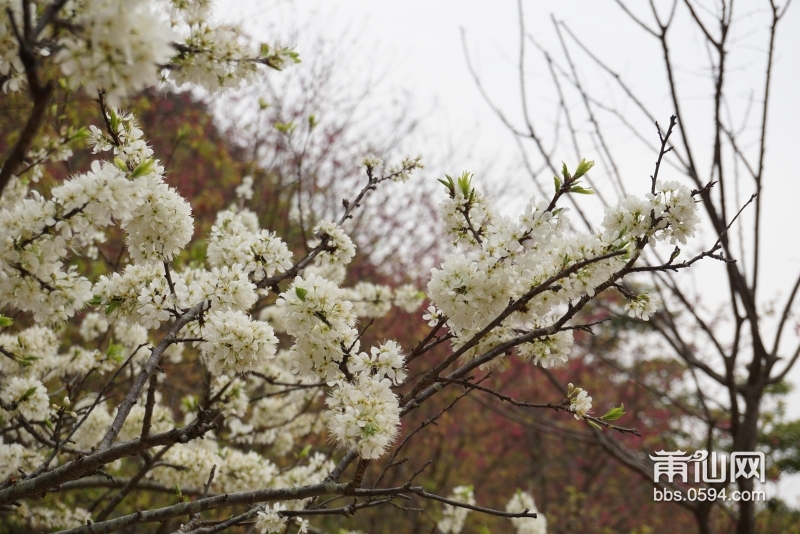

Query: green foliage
[[600, 404, 626, 421]]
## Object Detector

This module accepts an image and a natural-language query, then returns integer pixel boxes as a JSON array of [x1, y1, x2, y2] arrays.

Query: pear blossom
[[123, 180, 194, 263], [1, 376, 50, 421], [326, 375, 401, 459], [55, 0, 175, 106], [506, 490, 547, 534], [569, 387, 593, 420], [312, 220, 356, 267], [624, 292, 661, 321], [437, 485, 475, 534], [200, 309, 278, 375], [348, 340, 407, 385], [255, 503, 288, 534]]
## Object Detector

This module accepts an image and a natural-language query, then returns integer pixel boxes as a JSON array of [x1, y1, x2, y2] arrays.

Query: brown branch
[[0, 6, 55, 196], [98, 301, 208, 450], [95, 444, 175, 521], [140, 373, 159, 440], [0, 412, 218, 506]]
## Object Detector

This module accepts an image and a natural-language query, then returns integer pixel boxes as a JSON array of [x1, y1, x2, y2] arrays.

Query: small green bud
[[295, 287, 307, 301], [600, 404, 626, 421], [573, 159, 595, 179]]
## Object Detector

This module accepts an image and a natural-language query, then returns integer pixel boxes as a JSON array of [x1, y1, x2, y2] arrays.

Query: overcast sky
[[219, 0, 800, 504]]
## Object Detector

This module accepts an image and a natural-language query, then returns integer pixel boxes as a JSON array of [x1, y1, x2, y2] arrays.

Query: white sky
[[218, 0, 800, 505]]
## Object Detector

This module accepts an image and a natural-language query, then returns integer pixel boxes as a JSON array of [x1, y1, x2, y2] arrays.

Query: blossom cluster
[[427, 167, 699, 367], [0, 0, 298, 105], [568, 384, 593, 420], [325, 375, 402, 459], [437, 485, 476, 534], [0, 3, 705, 528], [506, 490, 547, 534], [207, 208, 293, 283]]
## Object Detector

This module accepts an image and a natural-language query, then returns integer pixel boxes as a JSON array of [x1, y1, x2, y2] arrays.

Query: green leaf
[[105, 300, 121, 315], [601, 404, 626, 421], [274, 122, 296, 135], [70, 127, 90, 143], [0, 315, 13, 327], [108, 108, 120, 132], [561, 161, 570, 180], [87, 295, 103, 307], [19, 387, 38, 402], [130, 158, 157, 178], [308, 114, 318, 129], [18, 355, 40, 367], [296, 444, 312, 459], [176, 124, 192, 141], [587, 420, 603, 430], [106, 342, 124, 362], [554, 175, 562, 192], [457, 171, 472, 197], [295, 287, 307, 301], [573, 158, 595, 179], [569, 186, 595, 195]]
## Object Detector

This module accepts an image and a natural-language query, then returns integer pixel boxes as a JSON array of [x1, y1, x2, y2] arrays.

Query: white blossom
[[200, 309, 278, 375], [517, 331, 574, 369], [187, 265, 257, 312], [55, 0, 175, 107], [14, 501, 92, 532], [118, 397, 174, 442], [150, 441, 219, 490], [0, 438, 44, 482], [0, 326, 60, 377], [235, 176, 254, 200], [506, 490, 547, 534], [80, 312, 110, 342], [652, 180, 700, 245], [437, 485, 475, 534], [312, 220, 356, 267], [326, 375, 401, 459], [88, 110, 154, 166], [346, 282, 393, 318], [624, 292, 661, 321], [255, 503, 288, 534], [569, 387, 592, 420], [0, 0, 29, 92], [277, 274, 358, 381], [0, 376, 50, 421], [123, 180, 194, 263], [348, 340, 407, 385], [393, 283, 424, 313], [216, 447, 277, 493], [207, 209, 293, 282], [71, 402, 114, 450]]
